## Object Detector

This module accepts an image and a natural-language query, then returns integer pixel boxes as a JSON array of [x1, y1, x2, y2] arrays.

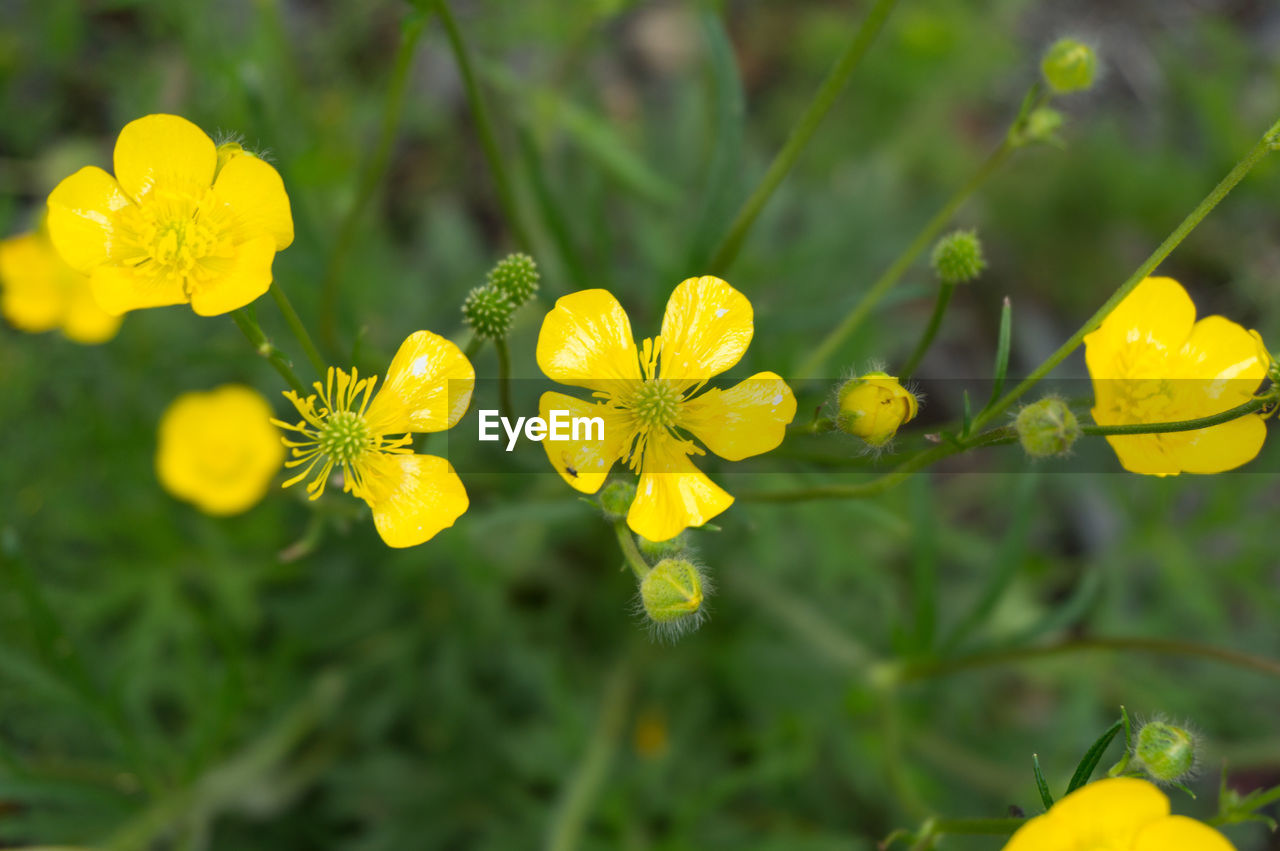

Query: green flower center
[[632, 380, 681, 429], [318, 410, 371, 465]]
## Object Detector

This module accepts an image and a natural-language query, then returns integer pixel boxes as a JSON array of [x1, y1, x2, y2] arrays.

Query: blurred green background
[[2, 0, 1280, 847]]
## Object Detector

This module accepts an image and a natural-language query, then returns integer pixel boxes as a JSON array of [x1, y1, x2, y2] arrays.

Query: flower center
[[118, 189, 234, 290], [318, 410, 371, 465], [631, 379, 681, 430]]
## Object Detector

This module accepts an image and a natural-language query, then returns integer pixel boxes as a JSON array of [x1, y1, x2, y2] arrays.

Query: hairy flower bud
[[487, 252, 540, 307], [640, 558, 705, 628], [1015, 397, 1080, 457], [1041, 39, 1097, 93], [461, 286, 513, 339], [836, 372, 918, 446], [1133, 721, 1198, 784], [599, 480, 637, 520], [931, 229, 986, 285]]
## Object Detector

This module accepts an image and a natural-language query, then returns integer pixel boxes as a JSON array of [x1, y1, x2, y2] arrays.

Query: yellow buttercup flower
[[0, 224, 121, 344], [45, 114, 293, 317], [273, 331, 474, 548], [156, 385, 284, 516], [836, 372, 918, 446], [537, 276, 796, 542], [1003, 777, 1235, 851], [1084, 276, 1269, 476]]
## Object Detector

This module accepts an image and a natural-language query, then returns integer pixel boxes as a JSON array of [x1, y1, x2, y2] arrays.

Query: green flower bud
[[639, 558, 706, 629], [1022, 107, 1066, 146], [599, 480, 636, 520], [930, 229, 986, 285], [487, 252, 540, 306], [1041, 39, 1097, 94], [638, 531, 688, 560], [461, 286, 513, 339], [1133, 721, 1198, 784], [1014, 397, 1080, 458], [836, 372, 918, 447]]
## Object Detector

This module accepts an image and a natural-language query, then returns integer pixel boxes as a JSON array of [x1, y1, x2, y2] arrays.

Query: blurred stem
[[495, 338, 514, 414], [231, 309, 309, 395], [318, 9, 430, 353], [613, 521, 649, 581], [436, 0, 531, 252], [1081, 395, 1273, 436], [971, 116, 1280, 432], [270, 282, 326, 376], [463, 333, 484, 359], [705, 0, 902, 274], [928, 817, 1025, 837], [545, 656, 635, 851], [879, 688, 928, 818], [899, 281, 956, 379]]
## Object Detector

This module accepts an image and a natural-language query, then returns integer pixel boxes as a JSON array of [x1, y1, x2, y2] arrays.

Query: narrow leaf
[[989, 296, 1012, 405], [1033, 753, 1054, 809], [1066, 719, 1123, 793]]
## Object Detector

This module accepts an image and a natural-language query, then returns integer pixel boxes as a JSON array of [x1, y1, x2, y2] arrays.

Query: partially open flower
[[836, 372, 918, 446]]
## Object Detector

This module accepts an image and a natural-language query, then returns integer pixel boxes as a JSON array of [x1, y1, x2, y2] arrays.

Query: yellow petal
[[1134, 816, 1237, 851], [658, 276, 753, 383], [1099, 433, 1182, 477], [1042, 778, 1169, 847], [677, 371, 796, 461], [212, 152, 295, 250], [188, 235, 276, 316], [365, 330, 476, 435], [62, 272, 123, 343], [1000, 814, 1070, 851], [1160, 414, 1267, 474], [45, 166, 134, 273], [0, 232, 65, 333], [363, 453, 469, 548], [537, 289, 641, 395], [1084, 276, 1197, 375], [1166, 316, 1267, 418], [538, 391, 632, 493], [90, 265, 187, 315], [627, 434, 733, 542], [114, 114, 216, 199]]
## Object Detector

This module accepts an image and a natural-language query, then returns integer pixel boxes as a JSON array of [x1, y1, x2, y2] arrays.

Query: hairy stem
[[613, 521, 650, 582], [495, 337, 514, 415], [232, 309, 308, 395]]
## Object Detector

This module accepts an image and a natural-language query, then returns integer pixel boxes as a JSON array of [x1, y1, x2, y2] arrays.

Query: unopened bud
[[599, 480, 636, 520], [461, 286, 513, 339], [487, 253, 540, 307], [931, 230, 986, 285], [836, 372, 918, 447], [1041, 39, 1097, 94], [1133, 721, 1198, 784], [640, 558, 705, 628], [1015, 397, 1079, 458], [214, 141, 254, 179]]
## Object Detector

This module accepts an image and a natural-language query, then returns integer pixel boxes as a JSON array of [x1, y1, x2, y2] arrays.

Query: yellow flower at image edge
[[157, 385, 284, 516], [1084, 276, 1269, 475], [1003, 777, 1235, 851], [537, 276, 796, 542], [0, 225, 120, 343], [274, 330, 474, 548], [46, 114, 293, 317]]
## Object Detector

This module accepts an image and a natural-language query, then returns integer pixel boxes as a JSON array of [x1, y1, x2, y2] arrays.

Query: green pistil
[[318, 410, 370, 464]]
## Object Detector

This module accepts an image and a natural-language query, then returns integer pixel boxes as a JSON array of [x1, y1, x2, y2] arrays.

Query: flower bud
[[487, 252, 540, 307], [1133, 721, 1197, 784], [836, 373, 918, 447], [461, 286, 513, 339], [638, 531, 688, 560], [931, 229, 986, 285], [1022, 107, 1066, 146], [1041, 39, 1097, 94], [214, 141, 254, 179], [1015, 397, 1080, 457], [599, 480, 636, 520], [639, 558, 705, 627]]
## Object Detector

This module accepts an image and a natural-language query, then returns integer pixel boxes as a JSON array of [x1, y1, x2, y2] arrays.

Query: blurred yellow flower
[[46, 114, 293, 317], [274, 331, 474, 548], [156, 385, 285, 516], [537, 276, 796, 542], [1084, 276, 1269, 476], [1003, 777, 1235, 851], [0, 225, 121, 344]]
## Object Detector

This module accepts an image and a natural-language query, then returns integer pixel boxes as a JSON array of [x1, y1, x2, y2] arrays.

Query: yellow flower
[[45, 114, 294, 317], [537, 276, 796, 542], [156, 385, 285, 516], [0, 224, 121, 344], [836, 372, 918, 446], [1084, 276, 1269, 476], [1003, 777, 1235, 851], [273, 331, 474, 548]]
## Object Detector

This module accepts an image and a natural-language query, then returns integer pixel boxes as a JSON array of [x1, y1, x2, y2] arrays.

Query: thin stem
[[795, 138, 1015, 380], [1082, 395, 1272, 436], [231, 309, 308, 395], [930, 817, 1025, 836], [269, 282, 326, 376], [971, 117, 1280, 432], [436, 0, 531, 252], [705, 0, 902, 274], [613, 521, 650, 582], [900, 281, 956, 379], [318, 9, 430, 352], [463, 334, 483, 360], [495, 338, 514, 414]]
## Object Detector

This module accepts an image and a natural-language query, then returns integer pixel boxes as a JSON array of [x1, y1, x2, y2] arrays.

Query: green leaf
[[961, 390, 973, 438], [1033, 753, 1054, 810], [989, 296, 1012, 405], [1066, 719, 1124, 794]]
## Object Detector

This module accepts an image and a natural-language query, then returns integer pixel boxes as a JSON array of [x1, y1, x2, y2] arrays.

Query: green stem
[[463, 334, 484, 360], [613, 521, 650, 582], [318, 9, 430, 352], [1082, 395, 1272, 436], [971, 117, 1280, 432], [231, 309, 309, 395], [495, 337, 514, 414], [436, 0, 531, 252], [705, 0, 902, 274], [900, 281, 956, 379], [269, 282, 326, 376], [795, 138, 1015, 380], [929, 817, 1025, 836]]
